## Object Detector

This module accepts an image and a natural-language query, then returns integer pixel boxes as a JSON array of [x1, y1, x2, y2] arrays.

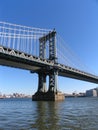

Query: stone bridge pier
[[32, 30, 65, 101]]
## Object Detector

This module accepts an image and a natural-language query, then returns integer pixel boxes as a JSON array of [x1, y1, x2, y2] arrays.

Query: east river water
[[0, 97, 98, 130]]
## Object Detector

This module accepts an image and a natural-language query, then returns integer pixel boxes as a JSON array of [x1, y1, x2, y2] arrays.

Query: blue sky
[[0, 0, 98, 95]]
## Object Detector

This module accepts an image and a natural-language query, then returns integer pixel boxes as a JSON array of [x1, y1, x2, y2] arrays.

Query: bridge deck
[[0, 46, 98, 84]]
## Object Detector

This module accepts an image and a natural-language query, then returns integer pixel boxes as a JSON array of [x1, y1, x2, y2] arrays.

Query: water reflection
[[1, 98, 98, 129], [31, 101, 62, 130]]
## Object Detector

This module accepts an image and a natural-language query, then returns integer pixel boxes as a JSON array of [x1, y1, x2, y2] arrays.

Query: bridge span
[[0, 21, 98, 101], [0, 46, 98, 84]]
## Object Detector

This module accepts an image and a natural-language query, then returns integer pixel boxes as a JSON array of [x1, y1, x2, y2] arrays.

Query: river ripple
[[0, 97, 98, 130]]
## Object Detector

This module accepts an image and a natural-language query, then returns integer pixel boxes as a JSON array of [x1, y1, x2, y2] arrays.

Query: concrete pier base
[[32, 91, 65, 101]]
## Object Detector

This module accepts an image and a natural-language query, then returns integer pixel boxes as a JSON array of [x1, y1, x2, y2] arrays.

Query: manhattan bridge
[[0, 21, 98, 101]]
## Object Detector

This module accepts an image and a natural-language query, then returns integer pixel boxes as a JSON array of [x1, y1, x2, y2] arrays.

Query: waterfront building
[[95, 87, 98, 96], [86, 89, 97, 97]]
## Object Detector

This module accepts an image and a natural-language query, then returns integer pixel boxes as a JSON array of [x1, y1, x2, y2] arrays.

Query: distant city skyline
[[0, 92, 32, 98], [0, 0, 98, 94]]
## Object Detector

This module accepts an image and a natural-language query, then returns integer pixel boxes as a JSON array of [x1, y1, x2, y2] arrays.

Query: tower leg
[[32, 73, 47, 101], [48, 70, 58, 93], [47, 70, 65, 101], [37, 73, 47, 92]]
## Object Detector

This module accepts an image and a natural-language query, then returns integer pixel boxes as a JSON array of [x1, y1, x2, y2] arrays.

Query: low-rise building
[[86, 89, 97, 97], [95, 87, 98, 95]]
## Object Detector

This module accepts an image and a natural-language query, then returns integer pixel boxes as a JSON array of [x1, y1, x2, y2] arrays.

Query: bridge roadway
[[0, 45, 98, 84]]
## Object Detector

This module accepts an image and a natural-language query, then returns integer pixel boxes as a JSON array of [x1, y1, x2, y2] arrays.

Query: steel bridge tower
[[32, 30, 65, 101]]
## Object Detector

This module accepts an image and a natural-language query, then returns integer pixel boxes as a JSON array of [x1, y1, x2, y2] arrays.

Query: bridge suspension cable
[[0, 21, 51, 56], [56, 34, 96, 74], [0, 21, 96, 75]]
